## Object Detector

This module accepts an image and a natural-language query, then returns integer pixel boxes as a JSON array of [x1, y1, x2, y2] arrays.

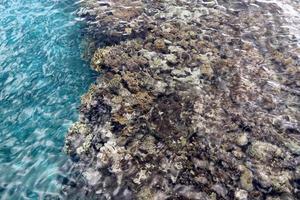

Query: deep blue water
[[0, 0, 95, 199]]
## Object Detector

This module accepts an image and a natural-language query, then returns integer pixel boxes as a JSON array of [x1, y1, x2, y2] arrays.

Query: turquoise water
[[0, 0, 95, 199]]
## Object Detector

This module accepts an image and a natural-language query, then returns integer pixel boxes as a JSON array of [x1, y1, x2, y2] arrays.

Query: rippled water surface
[[0, 0, 95, 198], [0, 0, 300, 199]]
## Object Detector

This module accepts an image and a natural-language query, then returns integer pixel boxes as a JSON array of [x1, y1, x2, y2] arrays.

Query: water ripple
[[0, 0, 95, 199]]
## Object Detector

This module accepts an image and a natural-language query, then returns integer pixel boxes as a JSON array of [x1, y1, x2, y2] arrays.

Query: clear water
[[0, 0, 95, 199]]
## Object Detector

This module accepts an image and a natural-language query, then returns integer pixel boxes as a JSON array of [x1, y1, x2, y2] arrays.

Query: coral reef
[[63, 0, 300, 199]]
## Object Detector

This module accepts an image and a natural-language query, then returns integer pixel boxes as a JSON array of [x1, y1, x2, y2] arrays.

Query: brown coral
[[63, 0, 300, 199]]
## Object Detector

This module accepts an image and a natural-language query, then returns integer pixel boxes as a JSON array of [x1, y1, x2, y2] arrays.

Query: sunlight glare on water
[[257, 0, 300, 44]]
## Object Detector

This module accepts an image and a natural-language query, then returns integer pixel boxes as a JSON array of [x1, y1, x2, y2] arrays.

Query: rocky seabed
[[62, 0, 300, 199]]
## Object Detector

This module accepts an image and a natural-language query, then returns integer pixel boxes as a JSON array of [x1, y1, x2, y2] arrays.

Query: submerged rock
[[235, 189, 248, 200], [239, 166, 254, 191], [62, 0, 300, 199], [249, 141, 283, 161], [236, 133, 249, 147]]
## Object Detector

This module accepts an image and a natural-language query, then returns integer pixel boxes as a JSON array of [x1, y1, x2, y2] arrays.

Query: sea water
[[1, 0, 300, 199], [0, 0, 95, 199]]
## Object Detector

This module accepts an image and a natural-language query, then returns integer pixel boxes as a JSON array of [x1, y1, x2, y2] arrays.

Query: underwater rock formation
[[63, 0, 300, 199]]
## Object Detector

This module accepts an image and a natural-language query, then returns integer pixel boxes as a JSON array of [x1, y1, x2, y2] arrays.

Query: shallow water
[[257, 0, 300, 43], [0, 0, 299, 199], [64, 0, 300, 199], [0, 0, 95, 199]]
